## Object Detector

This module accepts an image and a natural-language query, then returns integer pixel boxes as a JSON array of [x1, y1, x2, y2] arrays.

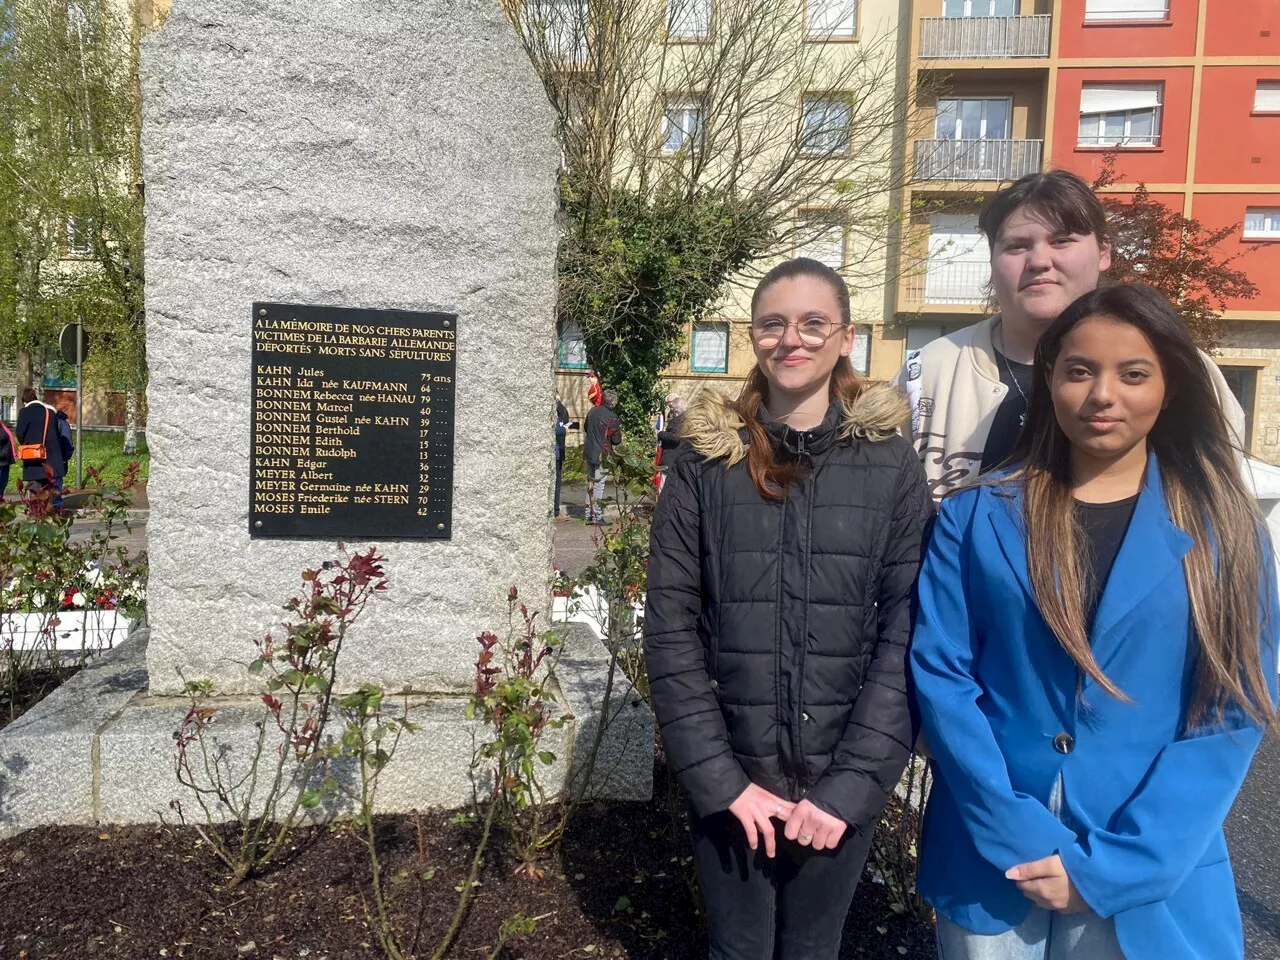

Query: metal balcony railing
[[919, 15, 1052, 59], [906, 260, 992, 307], [913, 138, 1044, 182]]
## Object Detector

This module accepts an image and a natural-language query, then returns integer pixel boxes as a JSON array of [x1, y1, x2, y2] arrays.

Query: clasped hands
[[726, 783, 847, 858], [1006, 855, 1087, 913]]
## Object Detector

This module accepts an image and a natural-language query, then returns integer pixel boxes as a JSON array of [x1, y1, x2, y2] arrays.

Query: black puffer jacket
[[644, 385, 931, 830]]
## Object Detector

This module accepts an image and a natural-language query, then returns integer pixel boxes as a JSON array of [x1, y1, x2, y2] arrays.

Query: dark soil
[[0, 763, 933, 960], [0, 667, 78, 732]]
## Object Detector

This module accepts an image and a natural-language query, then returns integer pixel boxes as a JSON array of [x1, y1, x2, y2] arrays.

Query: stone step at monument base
[[0, 626, 652, 839]]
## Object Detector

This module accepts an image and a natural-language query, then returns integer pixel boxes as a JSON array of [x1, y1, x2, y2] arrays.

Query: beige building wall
[[1216, 324, 1280, 465]]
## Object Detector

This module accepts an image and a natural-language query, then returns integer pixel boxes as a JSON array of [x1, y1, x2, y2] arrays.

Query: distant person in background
[[553, 397, 576, 522], [655, 394, 688, 490], [0, 418, 15, 497], [587, 370, 603, 407], [583, 389, 621, 524], [55, 409, 74, 492], [16, 389, 65, 506]]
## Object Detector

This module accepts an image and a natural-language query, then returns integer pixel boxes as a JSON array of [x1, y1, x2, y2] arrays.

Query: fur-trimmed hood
[[679, 382, 909, 467]]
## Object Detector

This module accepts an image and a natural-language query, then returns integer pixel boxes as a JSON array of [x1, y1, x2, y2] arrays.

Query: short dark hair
[[979, 170, 1109, 250], [750, 257, 851, 326], [20, 388, 36, 404]]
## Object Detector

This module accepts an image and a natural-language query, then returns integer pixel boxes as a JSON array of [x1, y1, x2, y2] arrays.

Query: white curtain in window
[[668, 0, 712, 38], [559, 321, 588, 368], [1079, 84, 1162, 114], [692, 322, 729, 372], [1255, 82, 1280, 113], [797, 217, 846, 269], [807, 0, 857, 37], [663, 97, 703, 152], [926, 214, 988, 304], [849, 325, 872, 377], [1084, 0, 1167, 21], [1244, 208, 1280, 237]]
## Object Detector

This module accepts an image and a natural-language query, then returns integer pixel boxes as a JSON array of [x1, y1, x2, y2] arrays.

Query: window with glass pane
[[1244, 208, 1280, 239], [1255, 82, 1280, 113], [691, 322, 730, 373], [66, 217, 93, 256], [796, 215, 846, 269], [667, 0, 712, 39], [806, 0, 857, 38], [802, 97, 853, 155], [1078, 84, 1162, 146], [1084, 0, 1168, 22], [662, 96, 703, 153], [936, 98, 1010, 140], [524, 0, 587, 63], [849, 325, 872, 377], [559, 321, 588, 369], [942, 0, 1016, 15]]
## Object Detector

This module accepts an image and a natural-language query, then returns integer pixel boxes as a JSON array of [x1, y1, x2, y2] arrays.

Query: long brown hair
[[1003, 284, 1274, 729], [739, 258, 863, 500]]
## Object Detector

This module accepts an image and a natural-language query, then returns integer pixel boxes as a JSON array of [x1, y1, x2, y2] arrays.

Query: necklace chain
[[996, 323, 1030, 426]]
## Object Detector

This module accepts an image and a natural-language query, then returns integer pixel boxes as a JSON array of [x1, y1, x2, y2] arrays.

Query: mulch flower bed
[[0, 764, 934, 959]]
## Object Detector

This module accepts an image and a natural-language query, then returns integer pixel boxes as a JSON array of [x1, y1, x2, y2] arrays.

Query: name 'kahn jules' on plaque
[[249, 302, 457, 540]]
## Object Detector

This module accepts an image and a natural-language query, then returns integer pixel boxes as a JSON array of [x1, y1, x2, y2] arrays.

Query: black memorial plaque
[[249, 302, 457, 540]]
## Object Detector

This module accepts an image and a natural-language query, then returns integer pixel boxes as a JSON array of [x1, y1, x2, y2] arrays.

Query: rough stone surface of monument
[[143, 0, 560, 697]]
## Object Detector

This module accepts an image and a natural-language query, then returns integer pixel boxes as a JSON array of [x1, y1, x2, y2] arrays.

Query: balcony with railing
[[905, 260, 991, 308], [913, 138, 1043, 182], [919, 15, 1052, 60]]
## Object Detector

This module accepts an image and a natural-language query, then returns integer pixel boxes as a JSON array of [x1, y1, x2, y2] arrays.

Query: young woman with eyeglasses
[[644, 258, 932, 959]]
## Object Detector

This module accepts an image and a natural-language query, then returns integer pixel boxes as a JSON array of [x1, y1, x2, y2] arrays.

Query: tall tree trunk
[[15, 348, 31, 410], [123, 387, 138, 455]]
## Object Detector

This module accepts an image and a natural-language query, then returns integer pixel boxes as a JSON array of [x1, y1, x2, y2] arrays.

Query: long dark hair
[[738, 258, 862, 500], [1006, 284, 1273, 728]]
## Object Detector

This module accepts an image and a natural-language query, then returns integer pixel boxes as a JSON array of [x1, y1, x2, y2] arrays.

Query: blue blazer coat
[[910, 456, 1278, 960]]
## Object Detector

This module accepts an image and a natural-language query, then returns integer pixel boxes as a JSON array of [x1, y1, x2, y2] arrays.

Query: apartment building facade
[[555, 0, 1280, 463], [555, 0, 904, 418], [897, 0, 1280, 460]]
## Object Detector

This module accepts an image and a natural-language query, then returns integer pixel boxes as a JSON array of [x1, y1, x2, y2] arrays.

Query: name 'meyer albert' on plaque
[[249, 302, 457, 539]]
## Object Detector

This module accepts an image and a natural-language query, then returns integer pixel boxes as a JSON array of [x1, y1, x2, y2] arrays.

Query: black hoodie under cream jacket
[[643, 384, 931, 831]]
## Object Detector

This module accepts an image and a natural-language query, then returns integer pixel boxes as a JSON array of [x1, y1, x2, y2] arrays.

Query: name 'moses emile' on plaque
[[249, 302, 457, 540]]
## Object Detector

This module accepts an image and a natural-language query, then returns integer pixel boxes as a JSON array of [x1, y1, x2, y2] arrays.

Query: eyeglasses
[[750, 316, 842, 348]]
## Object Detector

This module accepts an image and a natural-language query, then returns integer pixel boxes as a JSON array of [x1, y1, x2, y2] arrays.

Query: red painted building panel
[[1056, 0, 1198, 60], [1196, 68, 1280, 184], [1203, 0, 1280, 58], [1052, 67, 1193, 184], [1191, 194, 1280, 313]]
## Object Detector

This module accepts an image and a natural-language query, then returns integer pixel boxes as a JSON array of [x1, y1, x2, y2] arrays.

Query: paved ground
[[60, 495, 1280, 949], [1228, 732, 1280, 958]]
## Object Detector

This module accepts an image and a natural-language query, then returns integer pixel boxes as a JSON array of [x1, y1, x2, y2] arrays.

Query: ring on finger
[[774, 804, 783, 817]]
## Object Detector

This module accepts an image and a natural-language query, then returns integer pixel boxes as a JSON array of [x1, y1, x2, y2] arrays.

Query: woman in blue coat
[[910, 284, 1278, 960]]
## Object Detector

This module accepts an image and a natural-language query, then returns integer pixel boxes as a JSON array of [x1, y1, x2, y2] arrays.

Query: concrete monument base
[[0, 625, 653, 839]]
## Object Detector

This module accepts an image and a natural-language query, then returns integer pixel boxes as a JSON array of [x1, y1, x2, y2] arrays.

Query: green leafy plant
[[171, 547, 389, 889], [468, 587, 569, 877]]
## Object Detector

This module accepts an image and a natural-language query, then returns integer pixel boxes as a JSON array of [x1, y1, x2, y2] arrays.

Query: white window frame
[[1243, 208, 1280, 240], [66, 216, 93, 257], [690, 321, 730, 373], [941, 0, 1017, 17], [1083, 0, 1169, 23], [661, 95, 704, 154], [935, 96, 1012, 141], [1254, 81, 1280, 114], [806, 0, 857, 39], [795, 213, 847, 270], [666, 0, 712, 40], [801, 95, 853, 156], [849, 324, 872, 377], [1078, 83, 1162, 148], [558, 320, 589, 369]]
